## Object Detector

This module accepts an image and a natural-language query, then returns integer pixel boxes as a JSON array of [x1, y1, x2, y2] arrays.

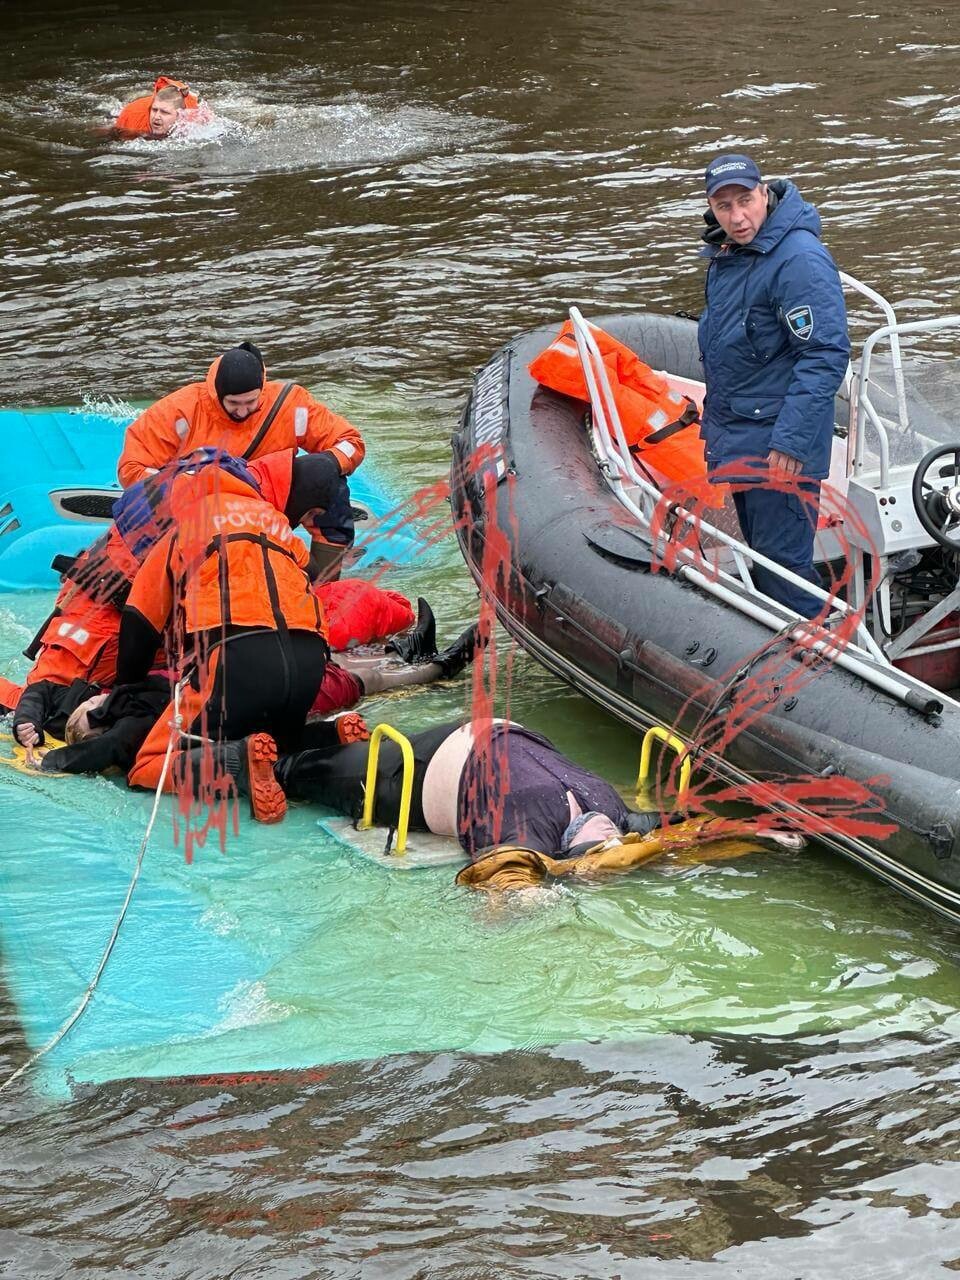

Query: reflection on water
[[2, 0, 960, 1274], [4, 1033, 960, 1276]]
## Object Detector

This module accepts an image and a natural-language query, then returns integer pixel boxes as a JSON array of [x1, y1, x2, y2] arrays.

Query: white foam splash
[[70, 393, 137, 422], [213, 979, 292, 1032], [722, 81, 819, 100], [100, 93, 499, 174]]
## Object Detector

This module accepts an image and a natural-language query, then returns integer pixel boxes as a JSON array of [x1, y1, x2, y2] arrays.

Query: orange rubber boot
[[245, 733, 287, 824]]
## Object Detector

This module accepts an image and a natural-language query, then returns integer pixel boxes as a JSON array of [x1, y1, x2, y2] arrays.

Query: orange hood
[[154, 76, 199, 110], [168, 463, 261, 527]]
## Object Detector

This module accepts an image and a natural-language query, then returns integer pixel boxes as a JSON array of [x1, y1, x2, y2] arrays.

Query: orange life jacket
[[528, 320, 722, 507], [0, 676, 24, 712], [127, 468, 326, 639], [113, 76, 199, 136], [117, 358, 365, 488], [61, 526, 142, 610]]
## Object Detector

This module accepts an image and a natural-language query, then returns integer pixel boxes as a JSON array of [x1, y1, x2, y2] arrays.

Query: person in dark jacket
[[697, 154, 850, 617]]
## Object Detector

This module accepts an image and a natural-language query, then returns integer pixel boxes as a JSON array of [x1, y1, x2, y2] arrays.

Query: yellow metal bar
[[358, 723, 414, 854], [637, 725, 692, 803]]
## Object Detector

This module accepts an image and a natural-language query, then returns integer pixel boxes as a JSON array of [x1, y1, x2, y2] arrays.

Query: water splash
[[71, 394, 137, 423]]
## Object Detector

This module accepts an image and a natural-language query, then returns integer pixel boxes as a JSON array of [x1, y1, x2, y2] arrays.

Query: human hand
[[767, 449, 802, 476], [24, 745, 49, 771], [15, 721, 40, 748]]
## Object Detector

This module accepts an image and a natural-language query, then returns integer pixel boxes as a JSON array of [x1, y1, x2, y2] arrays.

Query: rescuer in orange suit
[[117, 341, 366, 577], [4, 449, 403, 755], [119, 459, 339, 817], [110, 76, 200, 139], [9, 526, 140, 748]]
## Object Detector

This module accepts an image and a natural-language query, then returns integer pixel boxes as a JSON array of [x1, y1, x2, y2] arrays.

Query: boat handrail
[[567, 306, 884, 660], [854, 315, 960, 487], [838, 270, 910, 445], [566, 306, 952, 714]]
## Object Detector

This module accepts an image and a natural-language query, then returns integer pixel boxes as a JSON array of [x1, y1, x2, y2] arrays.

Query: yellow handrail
[[636, 725, 691, 804], [358, 723, 414, 854]]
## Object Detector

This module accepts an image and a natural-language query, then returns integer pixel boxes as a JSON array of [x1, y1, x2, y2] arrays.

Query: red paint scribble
[[451, 444, 521, 850], [154, 1066, 331, 1089], [456, 438, 905, 847]]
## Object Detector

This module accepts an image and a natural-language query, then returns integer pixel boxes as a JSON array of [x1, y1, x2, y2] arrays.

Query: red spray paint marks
[[450, 445, 521, 851], [456, 442, 900, 847]]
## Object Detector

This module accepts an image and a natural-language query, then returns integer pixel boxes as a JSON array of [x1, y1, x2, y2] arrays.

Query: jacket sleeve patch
[[785, 305, 814, 341]]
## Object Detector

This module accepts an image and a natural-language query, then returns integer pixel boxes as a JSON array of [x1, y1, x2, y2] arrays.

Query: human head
[[64, 693, 110, 745], [214, 342, 266, 421], [559, 811, 623, 858], [286, 452, 342, 529], [704, 153, 768, 246], [148, 85, 184, 138]]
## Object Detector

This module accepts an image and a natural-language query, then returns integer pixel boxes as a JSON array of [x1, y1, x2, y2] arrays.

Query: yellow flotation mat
[[0, 732, 68, 775]]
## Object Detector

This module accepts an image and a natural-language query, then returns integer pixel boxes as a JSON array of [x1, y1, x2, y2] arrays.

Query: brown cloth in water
[[455, 814, 804, 891]]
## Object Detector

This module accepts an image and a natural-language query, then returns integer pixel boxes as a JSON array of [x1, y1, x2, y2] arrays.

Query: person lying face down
[[215, 716, 805, 876]]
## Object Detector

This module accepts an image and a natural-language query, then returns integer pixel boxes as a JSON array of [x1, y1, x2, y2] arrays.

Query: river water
[[2, 1, 960, 1275]]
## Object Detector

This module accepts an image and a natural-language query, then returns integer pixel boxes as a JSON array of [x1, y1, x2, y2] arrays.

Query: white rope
[[0, 704, 181, 1095]]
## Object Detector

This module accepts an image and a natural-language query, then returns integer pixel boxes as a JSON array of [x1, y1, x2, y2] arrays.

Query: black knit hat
[[285, 452, 342, 527], [214, 341, 265, 403]]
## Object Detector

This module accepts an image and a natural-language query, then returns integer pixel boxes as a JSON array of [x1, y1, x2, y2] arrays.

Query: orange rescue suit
[[23, 525, 143, 690], [26, 594, 121, 690], [124, 469, 326, 794], [113, 76, 199, 136], [528, 320, 722, 507], [117, 356, 365, 488], [126, 469, 326, 641], [247, 449, 294, 516]]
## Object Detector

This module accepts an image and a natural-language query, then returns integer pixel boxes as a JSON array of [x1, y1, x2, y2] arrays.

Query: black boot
[[384, 597, 437, 664], [434, 624, 482, 679]]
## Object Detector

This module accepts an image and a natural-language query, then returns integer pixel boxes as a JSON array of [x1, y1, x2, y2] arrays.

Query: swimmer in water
[[107, 76, 209, 140]]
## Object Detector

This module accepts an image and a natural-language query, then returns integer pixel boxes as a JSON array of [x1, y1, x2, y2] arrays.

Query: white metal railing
[[567, 306, 945, 715], [854, 315, 960, 487], [839, 271, 910, 445]]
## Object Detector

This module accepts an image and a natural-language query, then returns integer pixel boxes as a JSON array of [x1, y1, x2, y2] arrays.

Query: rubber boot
[[433, 624, 481, 679], [309, 538, 349, 584], [384, 597, 437, 664], [213, 733, 287, 824], [336, 711, 370, 744]]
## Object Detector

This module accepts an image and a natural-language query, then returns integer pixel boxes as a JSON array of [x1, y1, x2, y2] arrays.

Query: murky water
[[2, 1, 960, 1275]]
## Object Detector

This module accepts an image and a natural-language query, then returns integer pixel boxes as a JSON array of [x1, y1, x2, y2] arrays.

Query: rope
[[0, 694, 182, 1095]]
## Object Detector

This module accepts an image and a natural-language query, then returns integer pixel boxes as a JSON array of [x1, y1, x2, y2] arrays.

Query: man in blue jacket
[[697, 154, 850, 617]]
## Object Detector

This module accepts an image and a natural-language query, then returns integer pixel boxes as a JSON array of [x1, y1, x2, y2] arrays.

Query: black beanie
[[214, 341, 265, 403], [286, 452, 342, 527]]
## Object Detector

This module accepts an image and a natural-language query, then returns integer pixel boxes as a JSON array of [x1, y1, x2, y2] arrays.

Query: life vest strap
[[241, 382, 295, 460], [640, 398, 700, 446]]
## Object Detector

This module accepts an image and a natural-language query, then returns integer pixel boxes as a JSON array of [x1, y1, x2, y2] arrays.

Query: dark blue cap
[[704, 153, 762, 198]]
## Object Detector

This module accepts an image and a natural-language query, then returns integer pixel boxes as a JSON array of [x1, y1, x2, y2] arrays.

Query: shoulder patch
[[785, 305, 814, 341]]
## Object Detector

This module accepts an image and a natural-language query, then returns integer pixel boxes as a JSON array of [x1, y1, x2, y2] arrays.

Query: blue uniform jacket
[[697, 180, 850, 481]]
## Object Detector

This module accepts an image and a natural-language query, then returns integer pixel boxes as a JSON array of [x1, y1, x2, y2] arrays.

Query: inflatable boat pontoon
[[451, 276, 960, 924]]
